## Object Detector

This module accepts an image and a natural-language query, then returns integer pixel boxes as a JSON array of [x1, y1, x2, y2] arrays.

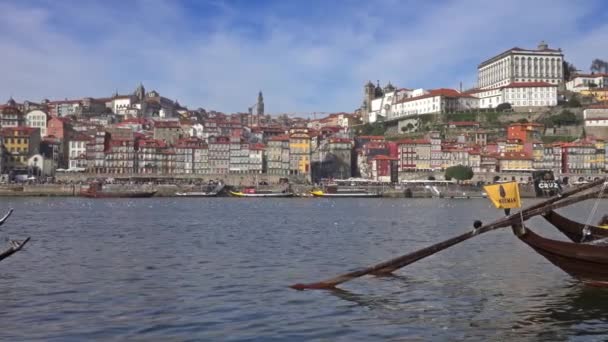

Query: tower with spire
[[134, 83, 146, 102], [256, 91, 264, 116]]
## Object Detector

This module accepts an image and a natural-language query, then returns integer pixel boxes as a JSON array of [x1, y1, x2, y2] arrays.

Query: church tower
[[135, 83, 145, 102], [256, 91, 264, 116]]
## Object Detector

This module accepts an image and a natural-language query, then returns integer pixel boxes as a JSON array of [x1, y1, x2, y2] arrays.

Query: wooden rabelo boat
[[542, 210, 608, 242], [0, 209, 30, 263], [289, 178, 608, 291], [513, 224, 608, 286], [80, 182, 157, 198]]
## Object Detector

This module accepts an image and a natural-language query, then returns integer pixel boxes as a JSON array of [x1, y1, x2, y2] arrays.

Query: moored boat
[[230, 189, 294, 198], [80, 182, 156, 198], [514, 224, 608, 286], [311, 184, 381, 198], [310, 190, 381, 198], [176, 182, 224, 197], [542, 210, 608, 242]]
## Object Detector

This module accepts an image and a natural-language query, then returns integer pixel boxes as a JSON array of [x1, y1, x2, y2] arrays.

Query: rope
[[581, 180, 608, 242]]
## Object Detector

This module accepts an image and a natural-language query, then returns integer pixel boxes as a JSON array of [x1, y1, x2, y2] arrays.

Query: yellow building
[[580, 88, 608, 102], [289, 128, 311, 176], [593, 139, 605, 171], [505, 139, 523, 152], [1, 127, 41, 167], [497, 152, 533, 171]]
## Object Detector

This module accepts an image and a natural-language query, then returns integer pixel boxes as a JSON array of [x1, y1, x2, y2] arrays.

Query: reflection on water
[[1, 197, 608, 340]]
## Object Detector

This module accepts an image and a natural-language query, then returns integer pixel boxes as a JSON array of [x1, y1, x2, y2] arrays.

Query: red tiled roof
[[357, 135, 385, 140], [249, 143, 266, 150], [372, 155, 398, 161], [138, 139, 167, 148], [329, 138, 352, 144], [585, 104, 608, 109], [269, 135, 290, 141], [584, 117, 608, 121], [395, 138, 431, 145], [153, 121, 181, 129], [496, 152, 533, 160]]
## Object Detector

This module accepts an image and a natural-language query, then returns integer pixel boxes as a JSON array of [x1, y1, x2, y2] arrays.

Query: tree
[[517, 118, 529, 124], [563, 60, 578, 81], [590, 59, 608, 74], [360, 122, 385, 136], [565, 95, 581, 108], [427, 175, 436, 181], [444, 165, 474, 182], [496, 102, 512, 111], [406, 123, 415, 131]]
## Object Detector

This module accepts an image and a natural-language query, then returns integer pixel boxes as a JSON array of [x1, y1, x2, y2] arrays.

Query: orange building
[[507, 123, 543, 143]]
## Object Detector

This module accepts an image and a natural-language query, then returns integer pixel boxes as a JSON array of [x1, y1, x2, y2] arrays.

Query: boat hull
[[230, 191, 294, 198], [175, 192, 218, 197], [518, 226, 608, 286], [310, 190, 381, 198], [542, 210, 608, 242]]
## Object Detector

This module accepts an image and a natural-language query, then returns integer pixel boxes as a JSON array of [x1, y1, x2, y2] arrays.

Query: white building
[[112, 96, 136, 116], [468, 82, 558, 108], [583, 105, 608, 127], [189, 123, 205, 139], [389, 88, 479, 120], [249, 145, 264, 173], [68, 134, 91, 170], [566, 73, 608, 92], [25, 110, 48, 137], [477, 41, 564, 90]]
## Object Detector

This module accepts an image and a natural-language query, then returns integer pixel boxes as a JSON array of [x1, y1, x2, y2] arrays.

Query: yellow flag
[[483, 182, 521, 209]]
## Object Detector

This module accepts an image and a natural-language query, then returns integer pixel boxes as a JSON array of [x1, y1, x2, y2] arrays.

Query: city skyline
[[0, 0, 607, 115]]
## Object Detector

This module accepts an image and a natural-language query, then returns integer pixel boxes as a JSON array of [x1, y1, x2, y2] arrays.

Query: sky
[[0, 0, 607, 115]]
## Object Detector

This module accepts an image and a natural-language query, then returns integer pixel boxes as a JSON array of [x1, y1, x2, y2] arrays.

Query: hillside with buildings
[[0, 41, 607, 185]]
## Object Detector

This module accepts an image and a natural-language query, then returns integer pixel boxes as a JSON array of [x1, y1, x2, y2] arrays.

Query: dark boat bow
[[542, 210, 608, 242], [516, 225, 608, 286]]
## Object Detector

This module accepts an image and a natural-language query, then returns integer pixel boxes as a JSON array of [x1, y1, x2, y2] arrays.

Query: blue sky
[[0, 0, 607, 115]]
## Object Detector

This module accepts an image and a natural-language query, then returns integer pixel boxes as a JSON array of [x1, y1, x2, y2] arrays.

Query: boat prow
[[0, 237, 31, 262], [516, 225, 608, 286], [542, 210, 608, 242]]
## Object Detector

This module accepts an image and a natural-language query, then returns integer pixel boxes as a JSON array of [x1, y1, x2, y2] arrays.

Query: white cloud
[[0, 0, 605, 114]]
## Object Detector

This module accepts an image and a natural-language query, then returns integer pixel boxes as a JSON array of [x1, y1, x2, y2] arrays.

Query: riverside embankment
[[0, 183, 540, 198]]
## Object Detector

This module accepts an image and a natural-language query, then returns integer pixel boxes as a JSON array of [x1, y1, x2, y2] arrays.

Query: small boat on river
[[80, 182, 157, 198], [310, 185, 381, 198], [176, 182, 224, 197], [230, 187, 293, 198]]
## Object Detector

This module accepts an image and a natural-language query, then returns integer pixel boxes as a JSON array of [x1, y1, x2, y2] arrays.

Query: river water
[[1, 197, 608, 341]]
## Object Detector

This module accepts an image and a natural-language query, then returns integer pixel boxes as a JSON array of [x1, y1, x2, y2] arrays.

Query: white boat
[[176, 191, 219, 197], [230, 191, 294, 198], [176, 183, 224, 197], [310, 190, 381, 198]]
